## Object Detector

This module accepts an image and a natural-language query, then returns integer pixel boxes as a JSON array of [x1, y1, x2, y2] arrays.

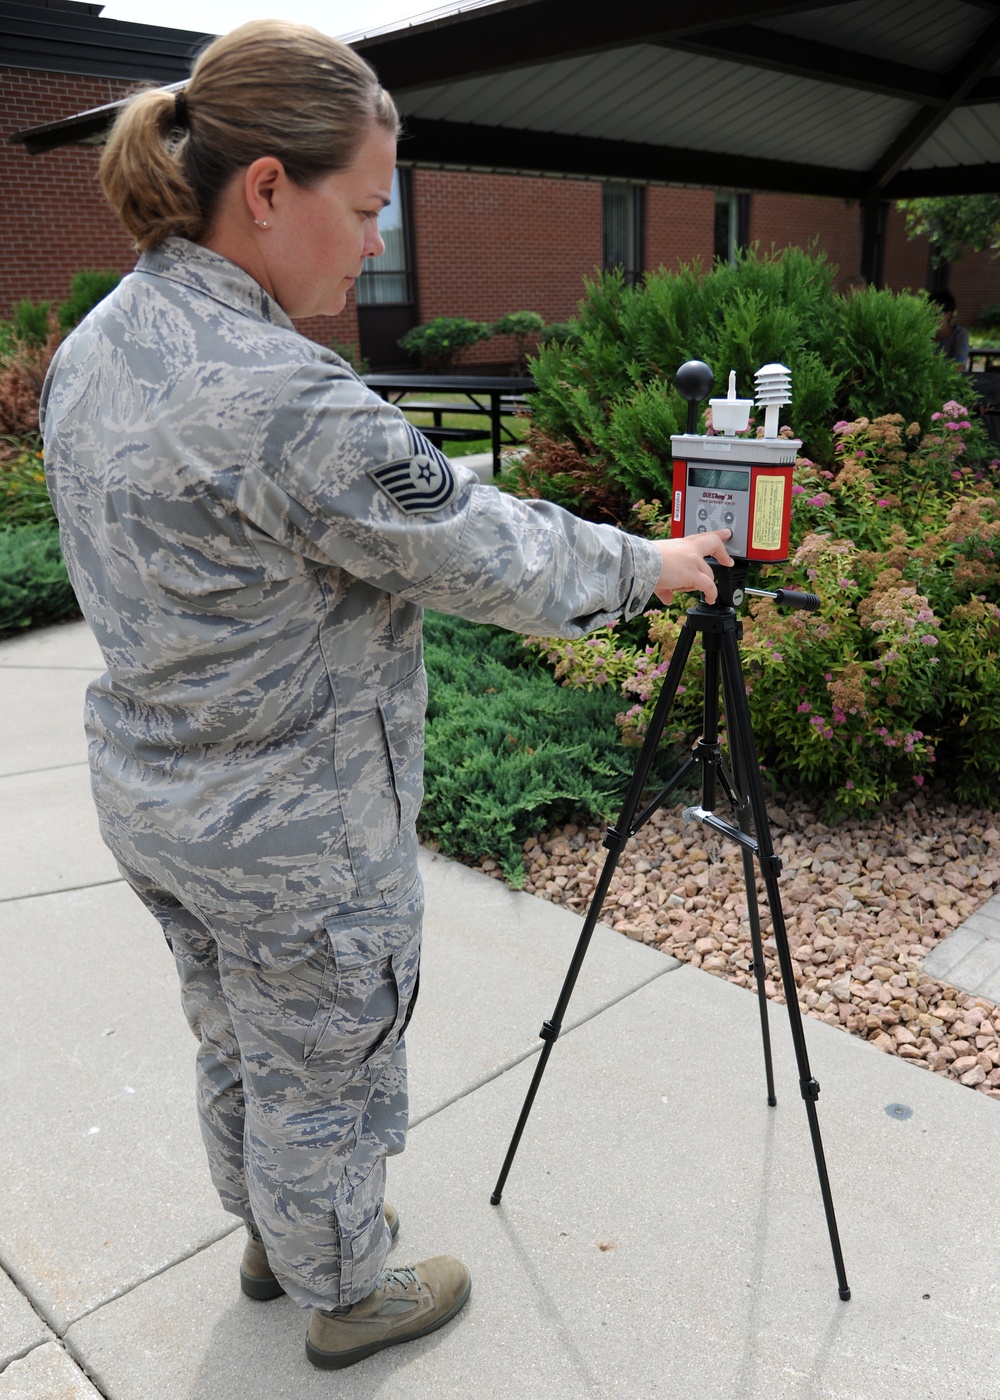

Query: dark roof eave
[[8, 86, 182, 152], [399, 117, 869, 200], [884, 162, 1000, 198]]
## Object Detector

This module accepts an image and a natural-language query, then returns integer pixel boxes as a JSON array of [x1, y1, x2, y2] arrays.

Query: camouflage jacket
[[40, 239, 661, 919]]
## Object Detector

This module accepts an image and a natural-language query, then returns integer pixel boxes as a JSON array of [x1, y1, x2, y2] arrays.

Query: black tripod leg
[[491, 617, 699, 1205], [717, 645, 777, 1107], [694, 636, 774, 1104], [720, 628, 851, 1301], [739, 846, 778, 1106]]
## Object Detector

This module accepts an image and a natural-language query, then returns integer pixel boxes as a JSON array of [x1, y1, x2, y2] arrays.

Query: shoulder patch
[[368, 423, 458, 514]]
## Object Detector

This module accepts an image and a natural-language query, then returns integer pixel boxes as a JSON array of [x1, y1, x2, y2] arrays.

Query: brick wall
[[406, 167, 602, 367], [646, 187, 715, 272], [1, 67, 138, 314], [749, 191, 862, 291], [879, 202, 930, 295]]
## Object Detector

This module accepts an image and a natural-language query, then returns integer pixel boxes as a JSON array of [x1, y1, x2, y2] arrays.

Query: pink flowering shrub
[[527, 404, 1000, 811]]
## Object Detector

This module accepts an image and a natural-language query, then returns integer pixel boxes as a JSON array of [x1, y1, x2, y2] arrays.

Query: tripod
[[491, 559, 851, 1301]]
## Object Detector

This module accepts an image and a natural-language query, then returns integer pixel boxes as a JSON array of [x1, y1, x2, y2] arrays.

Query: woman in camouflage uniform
[[40, 19, 732, 1371]]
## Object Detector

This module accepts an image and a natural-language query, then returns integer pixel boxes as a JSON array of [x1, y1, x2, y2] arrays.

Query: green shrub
[[491, 310, 544, 337], [2, 299, 54, 350], [0, 522, 79, 636], [490, 311, 545, 368], [831, 288, 960, 429], [538, 320, 581, 349], [57, 270, 120, 334], [398, 316, 492, 370], [421, 610, 668, 880], [522, 247, 964, 509]]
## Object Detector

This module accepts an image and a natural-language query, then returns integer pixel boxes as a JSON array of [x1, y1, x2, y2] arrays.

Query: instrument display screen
[[689, 467, 750, 492]]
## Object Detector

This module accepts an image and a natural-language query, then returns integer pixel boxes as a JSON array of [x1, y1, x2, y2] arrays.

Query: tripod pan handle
[[772, 588, 820, 611]]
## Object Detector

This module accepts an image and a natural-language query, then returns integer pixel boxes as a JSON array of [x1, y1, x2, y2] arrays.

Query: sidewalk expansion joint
[[1, 760, 90, 780], [0, 877, 124, 906], [50, 1339, 113, 1399], [409, 958, 678, 1131], [0, 663, 102, 672], [0, 1249, 62, 1350], [58, 1224, 240, 1338]]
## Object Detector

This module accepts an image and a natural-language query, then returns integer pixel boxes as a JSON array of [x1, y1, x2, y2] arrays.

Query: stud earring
[[253, 218, 269, 228]]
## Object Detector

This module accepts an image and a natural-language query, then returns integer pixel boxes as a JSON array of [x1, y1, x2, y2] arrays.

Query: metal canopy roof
[[1, 0, 210, 86], [8, 0, 1000, 204], [344, 0, 1000, 202]]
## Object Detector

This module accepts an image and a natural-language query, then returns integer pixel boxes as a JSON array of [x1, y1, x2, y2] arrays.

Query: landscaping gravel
[[474, 789, 1000, 1100]]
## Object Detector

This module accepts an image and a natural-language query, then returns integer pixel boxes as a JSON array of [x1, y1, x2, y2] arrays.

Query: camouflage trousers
[[119, 861, 423, 1311]]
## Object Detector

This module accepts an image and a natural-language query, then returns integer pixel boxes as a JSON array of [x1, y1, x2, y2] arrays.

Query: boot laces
[[377, 1265, 423, 1295]]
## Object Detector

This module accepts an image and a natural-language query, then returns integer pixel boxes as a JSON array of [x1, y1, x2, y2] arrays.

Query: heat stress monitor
[[669, 435, 799, 564]]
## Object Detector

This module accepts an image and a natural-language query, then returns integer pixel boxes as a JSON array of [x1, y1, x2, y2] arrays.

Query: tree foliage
[[898, 196, 1000, 266]]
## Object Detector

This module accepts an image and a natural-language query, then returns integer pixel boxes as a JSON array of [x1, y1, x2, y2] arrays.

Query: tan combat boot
[[305, 1255, 471, 1369]]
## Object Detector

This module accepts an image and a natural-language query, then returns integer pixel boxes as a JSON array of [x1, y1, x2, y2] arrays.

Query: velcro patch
[[368, 424, 458, 514]]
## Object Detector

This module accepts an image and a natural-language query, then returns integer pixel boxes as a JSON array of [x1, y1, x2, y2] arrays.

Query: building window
[[602, 182, 644, 285], [356, 168, 413, 307], [714, 192, 750, 264]]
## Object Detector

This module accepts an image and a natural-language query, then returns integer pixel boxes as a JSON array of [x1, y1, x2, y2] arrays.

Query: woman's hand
[[652, 529, 734, 605]]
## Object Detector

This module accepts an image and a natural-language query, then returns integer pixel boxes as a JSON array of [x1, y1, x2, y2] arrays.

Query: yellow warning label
[[751, 475, 786, 552]]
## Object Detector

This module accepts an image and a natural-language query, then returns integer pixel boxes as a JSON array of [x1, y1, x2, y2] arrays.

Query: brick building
[[3, 1, 999, 369]]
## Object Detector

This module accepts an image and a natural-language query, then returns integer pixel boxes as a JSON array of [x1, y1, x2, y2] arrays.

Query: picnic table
[[970, 346, 1000, 373], [364, 373, 535, 477]]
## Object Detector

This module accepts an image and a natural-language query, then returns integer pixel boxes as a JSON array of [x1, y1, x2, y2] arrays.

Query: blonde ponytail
[[99, 87, 203, 251], [99, 20, 398, 253]]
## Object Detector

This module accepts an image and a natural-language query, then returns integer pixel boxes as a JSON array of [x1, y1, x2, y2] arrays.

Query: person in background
[[39, 18, 733, 1374], [930, 288, 970, 371]]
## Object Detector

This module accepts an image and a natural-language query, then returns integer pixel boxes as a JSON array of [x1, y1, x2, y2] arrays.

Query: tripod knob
[[675, 360, 714, 434]]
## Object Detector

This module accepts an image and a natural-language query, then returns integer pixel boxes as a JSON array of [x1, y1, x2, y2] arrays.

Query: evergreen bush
[[398, 316, 492, 370], [0, 523, 78, 636], [56, 270, 120, 334], [4, 299, 54, 349], [421, 610, 668, 880], [490, 310, 545, 368], [538, 321, 581, 349], [521, 247, 964, 513]]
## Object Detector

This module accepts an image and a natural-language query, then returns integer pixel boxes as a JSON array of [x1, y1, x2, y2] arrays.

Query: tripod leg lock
[[760, 852, 783, 879], [540, 1020, 562, 1043], [602, 826, 624, 853], [799, 1077, 821, 1102]]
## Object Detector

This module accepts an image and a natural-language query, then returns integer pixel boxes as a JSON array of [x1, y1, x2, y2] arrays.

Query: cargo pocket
[[305, 884, 422, 1071], [333, 1153, 391, 1303]]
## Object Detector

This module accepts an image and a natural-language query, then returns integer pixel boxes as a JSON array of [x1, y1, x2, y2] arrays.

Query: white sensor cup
[[708, 396, 753, 435]]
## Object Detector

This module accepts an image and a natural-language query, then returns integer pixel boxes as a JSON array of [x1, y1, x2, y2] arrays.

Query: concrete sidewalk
[[2, 620, 999, 1399]]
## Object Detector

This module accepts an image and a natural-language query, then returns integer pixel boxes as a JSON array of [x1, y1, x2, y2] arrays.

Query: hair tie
[[173, 90, 189, 128]]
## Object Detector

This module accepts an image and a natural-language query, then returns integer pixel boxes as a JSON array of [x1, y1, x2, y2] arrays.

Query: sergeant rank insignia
[[368, 423, 458, 514]]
